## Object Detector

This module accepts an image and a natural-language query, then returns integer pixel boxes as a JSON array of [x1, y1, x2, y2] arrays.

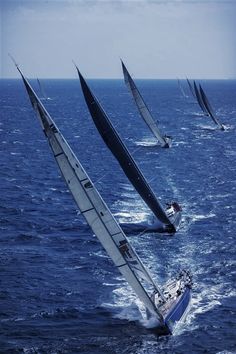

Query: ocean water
[[0, 78, 236, 353]]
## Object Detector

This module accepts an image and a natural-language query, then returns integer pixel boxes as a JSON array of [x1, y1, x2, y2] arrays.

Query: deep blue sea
[[0, 78, 236, 353]]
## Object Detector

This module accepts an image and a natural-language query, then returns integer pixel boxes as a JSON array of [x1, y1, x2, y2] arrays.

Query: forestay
[[16, 64, 165, 320], [121, 60, 167, 147]]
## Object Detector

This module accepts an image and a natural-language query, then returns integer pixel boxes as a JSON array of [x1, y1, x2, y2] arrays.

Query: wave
[[102, 285, 145, 323]]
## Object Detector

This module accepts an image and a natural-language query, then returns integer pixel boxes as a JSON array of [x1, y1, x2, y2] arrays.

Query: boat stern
[[165, 202, 182, 233]]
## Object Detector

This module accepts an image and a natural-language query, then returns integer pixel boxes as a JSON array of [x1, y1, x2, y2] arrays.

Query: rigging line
[[93, 172, 110, 186], [147, 175, 160, 185], [135, 226, 152, 239], [130, 145, 143, 156]]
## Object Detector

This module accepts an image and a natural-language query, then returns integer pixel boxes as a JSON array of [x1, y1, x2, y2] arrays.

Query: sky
[[1, 0, 236, 79]]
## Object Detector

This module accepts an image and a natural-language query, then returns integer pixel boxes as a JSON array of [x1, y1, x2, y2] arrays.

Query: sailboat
[[186, 78, 196, 99], [199, 84, 225, 130], [193, 81, 209, 116], [121, 60, 172, 148], [188, 79, 225, 130], [37, 78, 51, 100], [13, 61, 192, 335], [177, 78, 188, 98], [75, 66, 182, 234]]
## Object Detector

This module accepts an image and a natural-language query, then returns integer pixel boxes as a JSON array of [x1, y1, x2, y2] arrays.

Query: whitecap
[[191, 213, 216, 221], [135, 140, 159, 147]]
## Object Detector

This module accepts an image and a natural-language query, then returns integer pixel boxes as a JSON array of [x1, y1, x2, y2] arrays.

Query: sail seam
[[110, 231, 122, 238], [80, 177, 88, 183], [81, 207, 94, 214], [117, 263, 127, 268], [55, 152, 64, 158]]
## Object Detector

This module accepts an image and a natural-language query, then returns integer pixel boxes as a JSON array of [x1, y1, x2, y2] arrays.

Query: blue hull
[[164, 287, 191, 334]]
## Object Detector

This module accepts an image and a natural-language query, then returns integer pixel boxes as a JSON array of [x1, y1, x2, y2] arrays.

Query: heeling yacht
[[13, 60, 192, 336], [199, 84, 225, 130]]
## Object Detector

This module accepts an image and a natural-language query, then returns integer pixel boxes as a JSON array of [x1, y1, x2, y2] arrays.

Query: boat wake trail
[[134, 139, 159, 147]]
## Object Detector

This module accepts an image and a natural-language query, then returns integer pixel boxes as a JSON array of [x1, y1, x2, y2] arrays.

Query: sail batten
[[16, 64, 166, 319], [121, 61, 169, 147], [76, 67, 173, 227]]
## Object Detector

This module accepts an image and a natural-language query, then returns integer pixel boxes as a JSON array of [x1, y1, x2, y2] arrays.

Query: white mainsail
[[15, 63, 165, 321], [121, 60, 169, 147]]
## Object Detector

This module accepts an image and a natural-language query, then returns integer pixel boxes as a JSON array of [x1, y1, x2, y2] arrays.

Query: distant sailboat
[[121, 60, 172, 148], [75, 66, 182, 234], [193, 81, 209, 116], [177, 78, 188, 98], [37, 78, 51, 100], [13, 61, 192, 336], [199, 84, 225, 130], [186, 78, 196, 99]]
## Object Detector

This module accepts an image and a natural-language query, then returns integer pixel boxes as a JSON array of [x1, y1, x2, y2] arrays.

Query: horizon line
[[1, 77, 235, 80]]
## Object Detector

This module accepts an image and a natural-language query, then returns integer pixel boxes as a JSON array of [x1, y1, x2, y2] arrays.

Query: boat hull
[[162, 136, 172, 148], [163, 286, 191, 334]]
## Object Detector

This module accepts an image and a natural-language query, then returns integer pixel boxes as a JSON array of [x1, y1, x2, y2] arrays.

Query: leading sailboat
[[14, 61, 192, 335], [121, 60, 172, 148], [75, 66, 182, 234]]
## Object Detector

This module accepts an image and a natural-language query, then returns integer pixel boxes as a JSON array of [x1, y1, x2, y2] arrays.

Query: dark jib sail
[[193, 81, 209, 116], [76, 67, 180, 232], [199, 84, 225, 130]]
